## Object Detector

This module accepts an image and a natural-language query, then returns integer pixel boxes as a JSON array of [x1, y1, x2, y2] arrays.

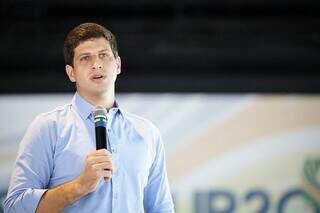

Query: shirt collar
[[72, 92, 94, 121], [72, 92, 122, 121]]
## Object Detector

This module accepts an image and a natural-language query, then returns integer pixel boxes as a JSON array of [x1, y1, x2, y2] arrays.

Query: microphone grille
[[93, 106, 107, 120]]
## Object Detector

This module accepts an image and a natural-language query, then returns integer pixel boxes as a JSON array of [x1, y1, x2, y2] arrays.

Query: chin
[[92, 88, 109, 96]]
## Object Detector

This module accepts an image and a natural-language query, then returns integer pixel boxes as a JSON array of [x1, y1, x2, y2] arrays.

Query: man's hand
[[76, 149, 113, 194], [36, 149, 113, 213]]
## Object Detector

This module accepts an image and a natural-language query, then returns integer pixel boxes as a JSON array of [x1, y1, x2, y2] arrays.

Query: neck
[[78, 91, 115, 111]]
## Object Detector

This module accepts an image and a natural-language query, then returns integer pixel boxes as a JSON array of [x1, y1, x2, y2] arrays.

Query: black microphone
[[93, 106, 111, 181], [93, 106, 109, 151]]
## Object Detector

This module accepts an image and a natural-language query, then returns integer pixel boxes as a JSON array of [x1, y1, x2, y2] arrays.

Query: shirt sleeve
[[143, 127, 175, 213], [4, 115, 55, 213]]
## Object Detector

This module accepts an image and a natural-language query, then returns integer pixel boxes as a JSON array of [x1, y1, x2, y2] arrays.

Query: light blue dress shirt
[[4, 93, 174, 213]]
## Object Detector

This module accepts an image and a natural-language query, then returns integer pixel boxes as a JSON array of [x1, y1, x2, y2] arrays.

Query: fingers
[[93, 162, 113, 171], [86, 149, 112, 165], [96, 149, 111, 155], [85, 149, 113, 179], [89, 149, 111, 156], [101, 170, 113, 179], [87, 155, 112, 165], [78, 149, 114, 193]]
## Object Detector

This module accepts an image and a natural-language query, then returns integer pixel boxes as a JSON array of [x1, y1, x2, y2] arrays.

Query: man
[[4, 22, 174, 213]]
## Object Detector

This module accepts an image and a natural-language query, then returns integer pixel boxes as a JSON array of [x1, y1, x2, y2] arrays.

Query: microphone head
[[93, 106, 107, 127]]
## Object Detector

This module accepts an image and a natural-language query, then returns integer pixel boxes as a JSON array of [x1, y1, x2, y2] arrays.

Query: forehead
[[74, 37, 111, 56]]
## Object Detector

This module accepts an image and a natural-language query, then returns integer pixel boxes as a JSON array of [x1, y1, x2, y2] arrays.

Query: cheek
[[104, 62, 117, 73], [74, 67, 90, 78]]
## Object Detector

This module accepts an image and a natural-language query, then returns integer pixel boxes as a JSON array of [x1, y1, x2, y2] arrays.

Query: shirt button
[[113, 193, 118, 199], [112, 148, 117, 153]]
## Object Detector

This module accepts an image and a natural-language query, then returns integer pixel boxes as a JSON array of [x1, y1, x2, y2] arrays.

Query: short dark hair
[[63, 22, 119, 66]]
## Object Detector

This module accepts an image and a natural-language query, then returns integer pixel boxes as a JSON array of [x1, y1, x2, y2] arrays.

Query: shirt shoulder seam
[[38, 103, 72, 117]]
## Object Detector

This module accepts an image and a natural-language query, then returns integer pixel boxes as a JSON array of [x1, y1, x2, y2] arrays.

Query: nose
[[92, 55, 103, 69]]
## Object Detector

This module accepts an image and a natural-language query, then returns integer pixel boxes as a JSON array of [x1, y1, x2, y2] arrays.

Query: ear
[[116, 56, 121, 74], [65, 65, 76, 82]]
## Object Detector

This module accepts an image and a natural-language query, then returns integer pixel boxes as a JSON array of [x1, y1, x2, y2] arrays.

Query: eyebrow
[[77, 49, 112, 58], [99, 49, 111, 53]]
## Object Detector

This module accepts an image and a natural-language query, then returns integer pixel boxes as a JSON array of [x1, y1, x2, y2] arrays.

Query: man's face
[[66, 37, 121, 97]]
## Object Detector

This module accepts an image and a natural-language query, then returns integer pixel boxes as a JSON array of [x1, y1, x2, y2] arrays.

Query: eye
[[99, 53, 108, 58], [80, 55, 90, 61]]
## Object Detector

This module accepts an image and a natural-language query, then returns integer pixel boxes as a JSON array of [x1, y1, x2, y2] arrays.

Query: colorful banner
[[0, 94, 319, 212]]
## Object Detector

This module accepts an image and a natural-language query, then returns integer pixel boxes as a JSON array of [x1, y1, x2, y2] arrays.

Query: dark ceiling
[[1, 0, 320, 93]]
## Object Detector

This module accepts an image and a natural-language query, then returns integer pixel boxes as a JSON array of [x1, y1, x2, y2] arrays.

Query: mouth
[[91, 74, 105, 81]]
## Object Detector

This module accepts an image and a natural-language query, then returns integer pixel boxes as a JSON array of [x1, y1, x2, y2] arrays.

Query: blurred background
[[1, 0, 320, 212]]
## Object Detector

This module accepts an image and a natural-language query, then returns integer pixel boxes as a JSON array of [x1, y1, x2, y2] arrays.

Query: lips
[[93, 75, 103, 79], [91, 74, 105, 80]]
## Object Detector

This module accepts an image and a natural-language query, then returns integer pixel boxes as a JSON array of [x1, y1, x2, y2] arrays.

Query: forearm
[[36, 178, 87, 213]]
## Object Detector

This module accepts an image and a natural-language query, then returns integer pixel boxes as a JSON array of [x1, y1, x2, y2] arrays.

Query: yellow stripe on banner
[[167, 95, 320, 183]]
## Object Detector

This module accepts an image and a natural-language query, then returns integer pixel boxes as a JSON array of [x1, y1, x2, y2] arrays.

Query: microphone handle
[[95, 126, 111, 181], [95, 126, 108, 150]]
